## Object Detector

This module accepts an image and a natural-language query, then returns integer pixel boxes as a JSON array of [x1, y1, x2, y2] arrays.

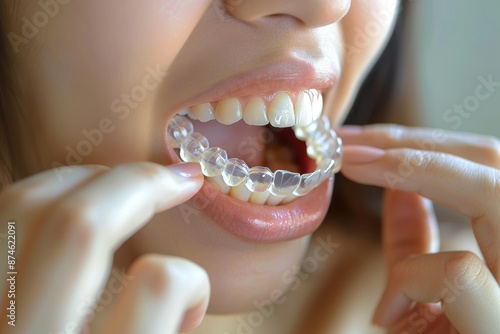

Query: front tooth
[[282, 194, 298, 204], [266, 194, 284, 206], [249, 189, 271, 205], [270, 170, 301, 197], [200, 147, 228, 177], [293, 170, 321, 196], [206, 174, 230, 194], [268, 92, 295, 128], [222, 158, 249, 187], [215, 98, 242, 125], [243, 97, 269, 126], [230, 183, 252, 202], [312, 93, 323, 121], [245, 166, 274, 193], [187, 109, 198, 120], [191, 103, 215, 122], [316, 157, 335, 183], [180, 132, 209, 162], [295, 92, 313, 127]]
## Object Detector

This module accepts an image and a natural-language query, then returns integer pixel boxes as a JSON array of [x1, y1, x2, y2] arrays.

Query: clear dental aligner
[[167, 114, 343, 199]]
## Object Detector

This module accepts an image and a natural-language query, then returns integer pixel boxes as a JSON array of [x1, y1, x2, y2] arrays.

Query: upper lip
[[172, 57, 339, 110]]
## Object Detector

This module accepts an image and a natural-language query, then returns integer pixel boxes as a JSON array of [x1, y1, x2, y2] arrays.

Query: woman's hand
[[338, 125, 500, 334], [0, 162, 209, 334]]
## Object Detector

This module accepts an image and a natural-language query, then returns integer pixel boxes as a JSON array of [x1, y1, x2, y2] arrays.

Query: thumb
[[100, 255, 210, 334]]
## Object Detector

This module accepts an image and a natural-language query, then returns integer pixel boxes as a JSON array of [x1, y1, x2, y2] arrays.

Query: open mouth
[[167, 89, 342, 206], [162, 79, 342, 243]]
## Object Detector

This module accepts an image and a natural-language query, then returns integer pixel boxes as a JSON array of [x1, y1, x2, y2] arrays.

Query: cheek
[[326, 0, 399, 122], [18, 0, 211, 168], [39, 0, 178, 98], [342, 0, 399, 62]]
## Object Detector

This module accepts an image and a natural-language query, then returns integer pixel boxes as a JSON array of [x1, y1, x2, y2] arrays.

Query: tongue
[[192, 120, 266, 167]]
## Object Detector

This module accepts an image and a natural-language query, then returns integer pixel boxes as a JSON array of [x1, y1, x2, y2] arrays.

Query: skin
[[340, 126, 500, 333], [3, 0, 498, 333]]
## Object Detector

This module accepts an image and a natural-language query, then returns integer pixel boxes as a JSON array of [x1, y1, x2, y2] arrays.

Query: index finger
[[341, 146, 500, 280]]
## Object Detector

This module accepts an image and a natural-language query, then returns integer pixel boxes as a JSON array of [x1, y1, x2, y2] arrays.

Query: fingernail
[[342, 146, 385, 164], [167, 162, 203, 178], [335, 125, 363, 137], [180, 297, 209, 332], [372, 292, 411, 327], [157, 163, 203, 211]]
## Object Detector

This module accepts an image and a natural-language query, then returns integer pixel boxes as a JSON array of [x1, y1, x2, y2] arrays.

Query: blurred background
[[391, 0, 499, 285], [397, 0, 500, 137]]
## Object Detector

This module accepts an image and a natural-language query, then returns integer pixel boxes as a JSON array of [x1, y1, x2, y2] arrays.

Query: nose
[[224, 0, 350, 27]]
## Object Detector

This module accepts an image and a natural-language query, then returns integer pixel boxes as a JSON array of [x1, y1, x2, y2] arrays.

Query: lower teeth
[[167, 115, 342, 205]]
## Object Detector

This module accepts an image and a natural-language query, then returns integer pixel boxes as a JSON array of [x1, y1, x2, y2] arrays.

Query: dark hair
[[0, 4, 16, 188], [331, 1, 407, 237], [0, 4, 44, 189]]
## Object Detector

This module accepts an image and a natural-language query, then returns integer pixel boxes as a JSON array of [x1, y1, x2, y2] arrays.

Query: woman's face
[[7, 0, 398, 312]]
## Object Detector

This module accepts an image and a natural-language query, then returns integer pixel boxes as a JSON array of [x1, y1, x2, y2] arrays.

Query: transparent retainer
[[167, 115, 342, 198]]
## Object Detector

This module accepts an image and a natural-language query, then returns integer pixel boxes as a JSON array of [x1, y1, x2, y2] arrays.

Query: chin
[[138, 196, 315, 313]]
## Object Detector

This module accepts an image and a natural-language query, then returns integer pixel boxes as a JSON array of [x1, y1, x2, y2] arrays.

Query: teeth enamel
[[270, 170, 301, 197], [317, 157, 335, 184], [245, 166, 274, 193], [167, 115, 194, 149], [243, 97, 269, 126], [215, 98, 243, 125], [168, 89, 343, 206], [200, 147, 228, 177], [294, 114, 329, 141], [293, 170, 321, 196], [180, 132, 209, 162], [282, 194, 298, 204], [267, 92, 296, 128], [206, 174, 230, 194], [311, 90, 323, 121], [266, 194, 285, 206], [191, 103, 215, 122], [187, 110, 198, 120], [295, 92, 313, 127], [249, 189, 272, 205], [222, 158, 249, 187], [230, 183, 252, 202], [187, 90, 322, 127]]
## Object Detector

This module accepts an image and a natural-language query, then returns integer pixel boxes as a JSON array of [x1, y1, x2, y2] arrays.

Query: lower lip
[[193, 177, 334, 243]]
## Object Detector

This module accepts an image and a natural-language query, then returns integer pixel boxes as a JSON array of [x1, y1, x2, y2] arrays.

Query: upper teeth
[[179, 89, 323, 127]]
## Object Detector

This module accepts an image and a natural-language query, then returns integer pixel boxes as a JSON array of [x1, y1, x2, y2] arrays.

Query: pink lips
[[163, 59, 339, 243], [195, 176, 334, 243]]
